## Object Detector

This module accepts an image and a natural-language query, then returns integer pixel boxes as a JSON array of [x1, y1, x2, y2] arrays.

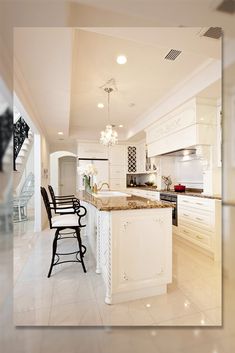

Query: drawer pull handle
[[196, 202, 204, 206], [196, 217, 203, 221], [183, 200, 189, 203], [196, 235, 203, 239], [183, 229, 190, 234], [183, 213, 189, 217]]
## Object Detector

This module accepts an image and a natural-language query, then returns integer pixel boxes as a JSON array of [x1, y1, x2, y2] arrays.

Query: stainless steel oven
[[160, 193, 178, 226]]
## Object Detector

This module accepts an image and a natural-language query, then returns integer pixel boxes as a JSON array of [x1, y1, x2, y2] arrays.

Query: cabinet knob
[[123, 272, 128, 281]]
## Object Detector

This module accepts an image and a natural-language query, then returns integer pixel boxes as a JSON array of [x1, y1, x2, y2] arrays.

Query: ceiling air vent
[[203, 27, 222, 39], [164, 49, 182, 61], [216, 0, 235, 14]]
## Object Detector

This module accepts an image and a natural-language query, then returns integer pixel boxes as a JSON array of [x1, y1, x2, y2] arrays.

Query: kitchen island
[[77, 191, 173, 304]]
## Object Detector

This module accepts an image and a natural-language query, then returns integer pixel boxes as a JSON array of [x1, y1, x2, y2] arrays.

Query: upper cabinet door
[[77, 142, 108, 159], [109, 145, 126, 165], [136, 142, 146, 173]]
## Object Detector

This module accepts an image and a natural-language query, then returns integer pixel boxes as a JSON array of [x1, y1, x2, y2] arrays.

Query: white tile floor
[[13, 219, 221, 326]]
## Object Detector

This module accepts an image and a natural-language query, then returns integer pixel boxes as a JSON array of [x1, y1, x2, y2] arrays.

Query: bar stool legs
[[75, 228, 87, 273], [48, 229, 59, 278], [47, 227, 87, 278]]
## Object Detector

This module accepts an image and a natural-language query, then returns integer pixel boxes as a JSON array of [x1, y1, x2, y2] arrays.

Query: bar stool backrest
[[40, 187, 53, 228], [48, 185, 56, 208]]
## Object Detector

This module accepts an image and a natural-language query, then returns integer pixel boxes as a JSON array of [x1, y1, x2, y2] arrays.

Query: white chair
[[13, 172, 34, 222]]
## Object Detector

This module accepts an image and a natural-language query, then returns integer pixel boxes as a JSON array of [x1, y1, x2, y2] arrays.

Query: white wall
[[151, 155, 203, 190], [175, 157, 203, 189], [50, 151, 77, 195], [159, 157, 177, 190]]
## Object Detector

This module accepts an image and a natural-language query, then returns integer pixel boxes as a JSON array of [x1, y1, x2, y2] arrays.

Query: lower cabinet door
[[113, 210, 171, 291]]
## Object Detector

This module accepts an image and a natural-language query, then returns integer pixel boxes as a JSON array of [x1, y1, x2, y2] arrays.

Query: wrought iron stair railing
[[13, 117, 30, 171], [0, 107, 13, 172]]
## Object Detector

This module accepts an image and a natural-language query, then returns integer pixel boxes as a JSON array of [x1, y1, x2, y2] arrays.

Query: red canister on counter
[[174, 184, 186, 192]]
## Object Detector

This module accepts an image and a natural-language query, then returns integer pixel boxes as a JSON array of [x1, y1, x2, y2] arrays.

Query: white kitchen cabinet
[[136, 142, 146, 173], [77, 142, 108, 159], [109, 145, 126, 165], [146, 98, 217, 157], [109, 145, 127, 190], [109, 165, 126, 179], [176, 195, 221, 261], [112, 210, 171, 295], [93, 207, 172, 304], [110, 178, 126, 190]]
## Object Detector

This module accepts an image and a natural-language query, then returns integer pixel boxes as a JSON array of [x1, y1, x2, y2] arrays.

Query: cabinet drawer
[[178, 209, 214, 231], [128, 189, 144, 197], [110, 165, 125, 178], [110, 178, 126, 190], [143, 191, 159, 200], [178, 225, 211, 248], [179, 218, 213, 237], [178, 195, 214, 211], [128, 189, 160, 200]]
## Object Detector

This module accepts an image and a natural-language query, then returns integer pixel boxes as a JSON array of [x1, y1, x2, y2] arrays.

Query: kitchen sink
[[92, 191, 131, 198]]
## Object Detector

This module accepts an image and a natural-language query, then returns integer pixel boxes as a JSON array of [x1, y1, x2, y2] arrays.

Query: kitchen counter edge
[[127, 187, 221, 200]]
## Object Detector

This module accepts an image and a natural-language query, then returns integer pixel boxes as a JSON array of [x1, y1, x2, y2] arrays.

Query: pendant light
[[100, 87, 118, 147]]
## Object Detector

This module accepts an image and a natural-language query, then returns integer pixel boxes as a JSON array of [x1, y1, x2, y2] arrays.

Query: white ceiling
[[70, 28, 221, 140], [14, 27, 221, 144], [14, 28, 73, 139]]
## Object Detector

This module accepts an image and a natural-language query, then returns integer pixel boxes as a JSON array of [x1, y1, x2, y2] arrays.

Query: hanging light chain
[[104, 87, 113, 125]]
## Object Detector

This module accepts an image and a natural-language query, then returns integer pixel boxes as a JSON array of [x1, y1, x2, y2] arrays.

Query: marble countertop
[[127, 186, 222, 200], [77, 191, 174, 211]]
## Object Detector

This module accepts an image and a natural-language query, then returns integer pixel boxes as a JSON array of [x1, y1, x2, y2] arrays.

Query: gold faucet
[[98, 182, 110, 191]]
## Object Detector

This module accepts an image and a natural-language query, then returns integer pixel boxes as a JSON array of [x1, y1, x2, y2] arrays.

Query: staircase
[[13, 116, 34, 191], [0, 107, 12, 173]]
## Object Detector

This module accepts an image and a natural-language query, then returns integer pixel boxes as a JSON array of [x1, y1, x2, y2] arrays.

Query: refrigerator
[[77, 158, 109, 191]]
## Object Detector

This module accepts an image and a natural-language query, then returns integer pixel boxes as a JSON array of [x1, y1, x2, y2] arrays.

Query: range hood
[[159, 148, 197, 157]]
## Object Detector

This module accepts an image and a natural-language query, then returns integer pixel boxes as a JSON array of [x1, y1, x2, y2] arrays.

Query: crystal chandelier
[[100, 87, 118, 146]]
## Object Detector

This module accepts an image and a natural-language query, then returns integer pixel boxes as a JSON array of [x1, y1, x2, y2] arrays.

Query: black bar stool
[[48, 185, 79, 215], [41, 187, 87, 277]]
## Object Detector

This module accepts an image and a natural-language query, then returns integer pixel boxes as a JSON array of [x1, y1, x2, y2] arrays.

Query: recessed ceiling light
[[117, 55, 127, 65], [58, 132, 63, 135], [146, 303, 151, 308], [97, 103, 104, 109], [119, 124, 123, 128]]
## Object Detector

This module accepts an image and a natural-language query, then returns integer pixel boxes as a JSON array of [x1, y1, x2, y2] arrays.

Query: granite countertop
[[77, 191, 174, 211], [127, 186, 222, 200]]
